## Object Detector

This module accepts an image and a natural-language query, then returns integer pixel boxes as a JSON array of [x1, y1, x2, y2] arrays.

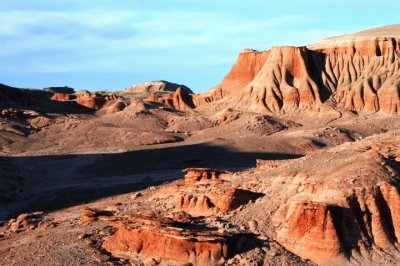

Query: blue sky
[[0, 0, 399, 92]]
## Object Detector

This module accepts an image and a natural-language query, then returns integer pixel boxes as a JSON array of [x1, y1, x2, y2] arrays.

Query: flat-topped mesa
[[309, 37, 400, 56], [200, 25, 400, 115]]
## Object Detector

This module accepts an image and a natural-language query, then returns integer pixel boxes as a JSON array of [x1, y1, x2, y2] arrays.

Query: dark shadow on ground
[[0, 143, 303, 219], [78, 143, 303, 177]]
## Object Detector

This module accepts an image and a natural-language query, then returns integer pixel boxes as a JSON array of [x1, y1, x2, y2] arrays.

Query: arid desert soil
[[1, 25, 400, 266]]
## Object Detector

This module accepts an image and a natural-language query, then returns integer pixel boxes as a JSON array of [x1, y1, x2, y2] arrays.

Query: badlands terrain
[[1, 24, 400, 265]]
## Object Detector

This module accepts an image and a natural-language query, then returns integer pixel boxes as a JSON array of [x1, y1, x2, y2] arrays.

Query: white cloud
[[0, 5, 355, 78]]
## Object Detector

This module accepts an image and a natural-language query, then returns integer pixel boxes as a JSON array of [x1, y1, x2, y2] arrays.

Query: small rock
[[93, 254, 110, 262], [131, 192, 142, 199], [78, 233, 90, 239], [84, 239, 94, 246], [248, 220, 259, 234], [234, 254, 242, 260]]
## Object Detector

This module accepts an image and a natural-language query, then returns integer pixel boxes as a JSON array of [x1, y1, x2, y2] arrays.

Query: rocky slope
[[1, 24, 400, 266], [196, 24, 400, 115]]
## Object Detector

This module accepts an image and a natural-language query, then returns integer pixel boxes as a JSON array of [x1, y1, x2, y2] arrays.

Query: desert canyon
[[1, 24, 400, 266]]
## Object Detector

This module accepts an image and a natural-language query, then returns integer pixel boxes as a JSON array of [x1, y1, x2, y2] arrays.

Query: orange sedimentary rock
[[183, 168, 232, 185], [201, 36, 400, 115], [102, 214, 229, 266], [146, 87, 195, 111]]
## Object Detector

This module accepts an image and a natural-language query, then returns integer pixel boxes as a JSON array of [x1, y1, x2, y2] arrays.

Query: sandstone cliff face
[[231, 46, 324, 113], [218, 49, 270, 98], [202, 33, 400, 115], [268, 132, 400, 265], [273, 183, 400, 266]]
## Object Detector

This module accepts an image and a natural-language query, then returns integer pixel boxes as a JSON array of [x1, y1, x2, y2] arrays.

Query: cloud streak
[[0, 1, 397, 91]]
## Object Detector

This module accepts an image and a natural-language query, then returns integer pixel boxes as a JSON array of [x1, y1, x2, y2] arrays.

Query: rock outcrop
[[174, 168, 261, 216], [51, 93, 73, 102], [269, 131, 400, 265], [146, 87, 196, 111], [99, 168, 258, 265], [123, 80, 193, 94], [176, 188, 259, 216], [102, 213, 229, 265], [4, 212, 55, 235], [183, 168, 232, 185], [80, 208, 114, 224], [200, 25, 400, 115], [75, 92, 118, 110], [51, 91, 120, 110]]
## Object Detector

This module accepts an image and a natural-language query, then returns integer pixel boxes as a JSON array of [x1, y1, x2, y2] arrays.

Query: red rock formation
[[176, 188, 257, 216], [5, 212, 55, 234], [51, 93, 72, 102], [269, 132, 400, 265], [76, 92, 118, 110], [176, 194, 217, 216], [51, 90, 120, 111], [273, 183, 400, 265], [272, 201, 345, 265], [80, 208, 113, 224], [102, 213, 229, 265], [217, 49, 270, 97], [145, 88, 195, 111], [183, 168, 232, 185], [231, 46, 324, 113], [209, 188, 259, 213], [197, 27, 400, 115], [176, 168, 258, 216]]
